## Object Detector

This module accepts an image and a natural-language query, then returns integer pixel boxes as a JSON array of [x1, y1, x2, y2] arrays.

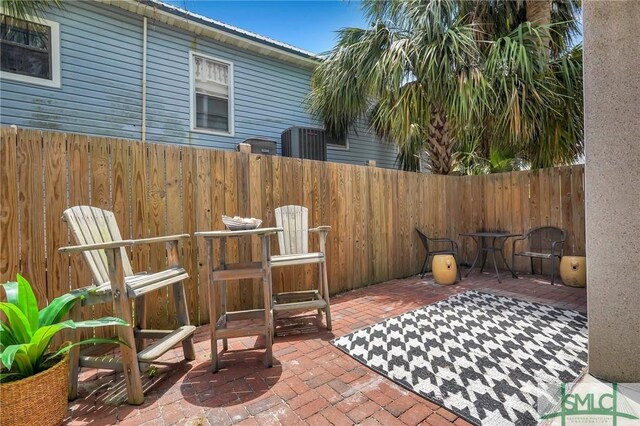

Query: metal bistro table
[[460, 231, 520, 283], [195, 227, 282, 373]]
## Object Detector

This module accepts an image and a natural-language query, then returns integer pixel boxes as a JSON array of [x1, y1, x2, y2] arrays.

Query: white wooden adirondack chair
[[59, 206, 196, 405], [271, 205, 331, 331]]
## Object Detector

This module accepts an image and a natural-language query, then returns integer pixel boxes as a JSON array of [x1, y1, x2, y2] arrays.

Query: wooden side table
[[195, 227, 282, 372]]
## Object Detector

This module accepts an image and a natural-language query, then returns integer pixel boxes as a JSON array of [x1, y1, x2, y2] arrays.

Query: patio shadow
[[181, 351, 283, 408], [273, 313, 336, 343]]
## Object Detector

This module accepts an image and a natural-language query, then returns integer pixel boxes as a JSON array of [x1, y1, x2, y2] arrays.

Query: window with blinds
[[191, 54, 233, 134]]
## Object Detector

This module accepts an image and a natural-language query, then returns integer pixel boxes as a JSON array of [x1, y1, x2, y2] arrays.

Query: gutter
[[138, 0, 318, 60], [96, 0, 320, 69]]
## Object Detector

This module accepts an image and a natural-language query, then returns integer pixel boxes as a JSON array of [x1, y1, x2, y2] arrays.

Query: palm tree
[[308, 0, 583, 173], [480, 0, 583, 169], [308, 2, 482, 174]]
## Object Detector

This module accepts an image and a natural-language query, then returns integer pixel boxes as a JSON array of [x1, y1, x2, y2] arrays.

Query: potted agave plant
[[0, 274, 127, 426]]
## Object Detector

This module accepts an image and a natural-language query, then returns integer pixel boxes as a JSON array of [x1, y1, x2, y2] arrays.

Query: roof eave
[[95, 0, 320, 69]]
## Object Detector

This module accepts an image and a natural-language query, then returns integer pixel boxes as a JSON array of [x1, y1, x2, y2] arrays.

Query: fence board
[[368, 167, 382, 283], [445, 175, 460, 269], [343, 165, 355, 290], [301, 159, 315, 291], [44, 132, 68, 305], [249, 154, 264, 306], [539, 168, 553, 274], [66, 134, 93, 340], [462, 176, 482, 265], [2, 127, 587, 330], [1, 128, 18, 283], [310, 160, 324, 285], [165, 145, 182, 328], [90, 138, 114, 337], [43, 132, 69, 350], [559, 167, 574, 256], [498, 173, 513, 268], [571, 166, 586, 256], [109, 139, 129, 337], [130, 140, 148, 282], [270, 156, 284, 295], [223, 151, 241, 312], [510, 172, 525, 271], [260, 154, 274, 295], [397, 171, 409, 276], [236, 151, 252, 309], [146, 144, 167, 329], [360, 166, 371, 285], [291, 159, 306, 292], [385, 171, 397, 279], [181, 147, 199, 323], [17, 130, 47, 304], [352, 165, 364, 287], [332, 162, 345, 292]]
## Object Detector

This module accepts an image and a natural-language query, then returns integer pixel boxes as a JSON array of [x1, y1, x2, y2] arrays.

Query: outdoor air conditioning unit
[[241, 138, 277, 155], [281, 127, 327, 161]]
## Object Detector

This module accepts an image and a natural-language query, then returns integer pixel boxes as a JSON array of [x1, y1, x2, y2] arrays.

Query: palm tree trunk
[[426, 108, 454, 175], [526, 0, 552, 49]]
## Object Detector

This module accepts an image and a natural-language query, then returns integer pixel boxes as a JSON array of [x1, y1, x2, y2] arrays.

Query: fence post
[[237, 143, 251, 154]]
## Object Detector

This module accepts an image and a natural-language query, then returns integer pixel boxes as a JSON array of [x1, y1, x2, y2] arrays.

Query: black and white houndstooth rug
[[332, 290, 588, 425]]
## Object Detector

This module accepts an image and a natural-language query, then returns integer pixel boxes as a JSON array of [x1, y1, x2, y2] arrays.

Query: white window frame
[[328, 135, 349, 150], [189, 51, 234, 137], [0, 15, 61, 88]]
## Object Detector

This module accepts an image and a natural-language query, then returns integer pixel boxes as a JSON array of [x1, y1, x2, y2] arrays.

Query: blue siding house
[[0, 0, 399, 168]]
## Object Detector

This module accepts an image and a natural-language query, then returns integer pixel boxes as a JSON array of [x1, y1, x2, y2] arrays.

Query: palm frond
[[0, 0, 63, 20], [307, 0, 582, 174]]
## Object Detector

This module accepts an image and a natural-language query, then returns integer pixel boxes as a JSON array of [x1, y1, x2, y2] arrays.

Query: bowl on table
[[222, 215, 262, 231]]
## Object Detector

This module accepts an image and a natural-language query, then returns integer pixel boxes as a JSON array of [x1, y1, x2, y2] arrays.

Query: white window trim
[[328, 136, 349, 151], [0, 15, 61, 88], [189, 51, 234, 137]]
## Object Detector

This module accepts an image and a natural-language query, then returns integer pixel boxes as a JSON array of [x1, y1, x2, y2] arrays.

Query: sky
[[163, 0, 369, 54]]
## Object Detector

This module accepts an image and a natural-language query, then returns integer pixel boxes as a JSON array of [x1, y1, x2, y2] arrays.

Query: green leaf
[[0, 302, 32, 342], [30, 322, 75, 358], [0, 343, 27, 370], [38, 292, 81, 327], [2, 274, 39, 331], [9, 348, 34, 376], [0, 372, 24, 382], [24, 342, 41, 368], [0, 321, 17, 349], [53, 338, 130, 358]]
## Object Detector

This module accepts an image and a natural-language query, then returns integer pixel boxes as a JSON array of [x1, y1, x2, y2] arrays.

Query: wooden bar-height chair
[[59, 206, 196, 405], [271, 205, 332, 332]]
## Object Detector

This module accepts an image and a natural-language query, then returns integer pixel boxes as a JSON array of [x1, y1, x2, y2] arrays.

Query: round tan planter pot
[[0, 355, 69, 426], [432, 254, 458, 286], [560, 256, 587, 287]]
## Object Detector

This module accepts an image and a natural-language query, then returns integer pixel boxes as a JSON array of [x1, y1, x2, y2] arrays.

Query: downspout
[[141, 16, 148, 142]]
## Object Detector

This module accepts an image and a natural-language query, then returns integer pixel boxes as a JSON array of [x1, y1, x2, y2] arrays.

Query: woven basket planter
[[0, 355, 69, 426]]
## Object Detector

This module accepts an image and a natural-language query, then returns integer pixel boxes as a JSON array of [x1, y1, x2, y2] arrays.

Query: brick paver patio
[[66, 272, 587, 425]]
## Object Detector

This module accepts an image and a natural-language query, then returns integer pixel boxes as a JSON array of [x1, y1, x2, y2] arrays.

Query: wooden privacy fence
[[0, 127, 585, 331]]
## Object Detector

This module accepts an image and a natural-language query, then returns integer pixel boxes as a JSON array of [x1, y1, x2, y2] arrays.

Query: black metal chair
[[415, 228, 461, 281], [511, 226, 566, 284]]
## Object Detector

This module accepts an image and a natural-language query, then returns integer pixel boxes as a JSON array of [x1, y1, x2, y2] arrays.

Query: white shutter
[[194, 56, 228, 98]]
